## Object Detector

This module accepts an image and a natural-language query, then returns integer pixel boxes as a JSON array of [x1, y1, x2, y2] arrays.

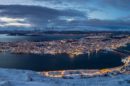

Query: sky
[[0, 0, 130, 31]]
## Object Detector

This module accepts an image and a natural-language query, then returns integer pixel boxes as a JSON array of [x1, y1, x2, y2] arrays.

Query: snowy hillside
[[0, 68, 130, 86]]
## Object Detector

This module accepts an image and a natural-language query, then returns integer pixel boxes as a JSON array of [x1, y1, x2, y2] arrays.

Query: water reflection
[[0, 51, 123, 71], [0, 34, 83, 42]]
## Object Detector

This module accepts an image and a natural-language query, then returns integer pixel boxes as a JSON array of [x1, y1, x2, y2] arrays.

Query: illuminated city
[[0, 33, 130, 58], [0, 0, 130, 86]]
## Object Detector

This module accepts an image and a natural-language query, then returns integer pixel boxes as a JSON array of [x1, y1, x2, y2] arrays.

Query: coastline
[[0, 67, 130, 86]]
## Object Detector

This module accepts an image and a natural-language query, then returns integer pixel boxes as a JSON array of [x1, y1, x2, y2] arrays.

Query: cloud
[[34, 0, 130, 10], [0, 22, 31, 27], [0, 5, 86, 28], [0, 17, 31, 27], [0, 17, 24, 22], [33, 0, 91, 10], [0, 4, 129, 31], [99, 0, 130, 10]]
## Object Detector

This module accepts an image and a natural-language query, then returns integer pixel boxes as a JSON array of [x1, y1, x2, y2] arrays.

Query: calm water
[[0, 34, 83, 42], [0, 51, 123, 71], [0, 34, 124, 71]]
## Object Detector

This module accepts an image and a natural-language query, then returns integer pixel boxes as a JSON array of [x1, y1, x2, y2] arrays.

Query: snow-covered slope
[[0, 68, 130, 86]]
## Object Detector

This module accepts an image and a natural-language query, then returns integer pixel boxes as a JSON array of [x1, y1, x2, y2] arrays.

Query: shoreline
[[41, 56, 130, 78]]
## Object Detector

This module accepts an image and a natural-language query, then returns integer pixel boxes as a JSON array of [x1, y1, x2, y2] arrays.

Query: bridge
[[106, 49, 130, 59]]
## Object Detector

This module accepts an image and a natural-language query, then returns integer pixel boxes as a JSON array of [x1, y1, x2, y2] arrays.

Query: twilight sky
[[0, 0, 130, 31]]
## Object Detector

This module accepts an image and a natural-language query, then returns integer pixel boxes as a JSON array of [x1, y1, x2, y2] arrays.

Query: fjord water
[[0, 34, 124, 71], [0, 34, 83, 42], [0, 51, 123, 71]]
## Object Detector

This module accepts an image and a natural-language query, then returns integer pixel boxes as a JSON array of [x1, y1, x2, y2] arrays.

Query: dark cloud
[[60, 9, 86, 17], [34, 0, 88, 3], [98, 0, 130, 10], [0, 5, 61, 18], [34, 0, 130, 10], [0, 5, 86, 27], [56, 19, 130, 27], [0, 4, 129, 30]]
